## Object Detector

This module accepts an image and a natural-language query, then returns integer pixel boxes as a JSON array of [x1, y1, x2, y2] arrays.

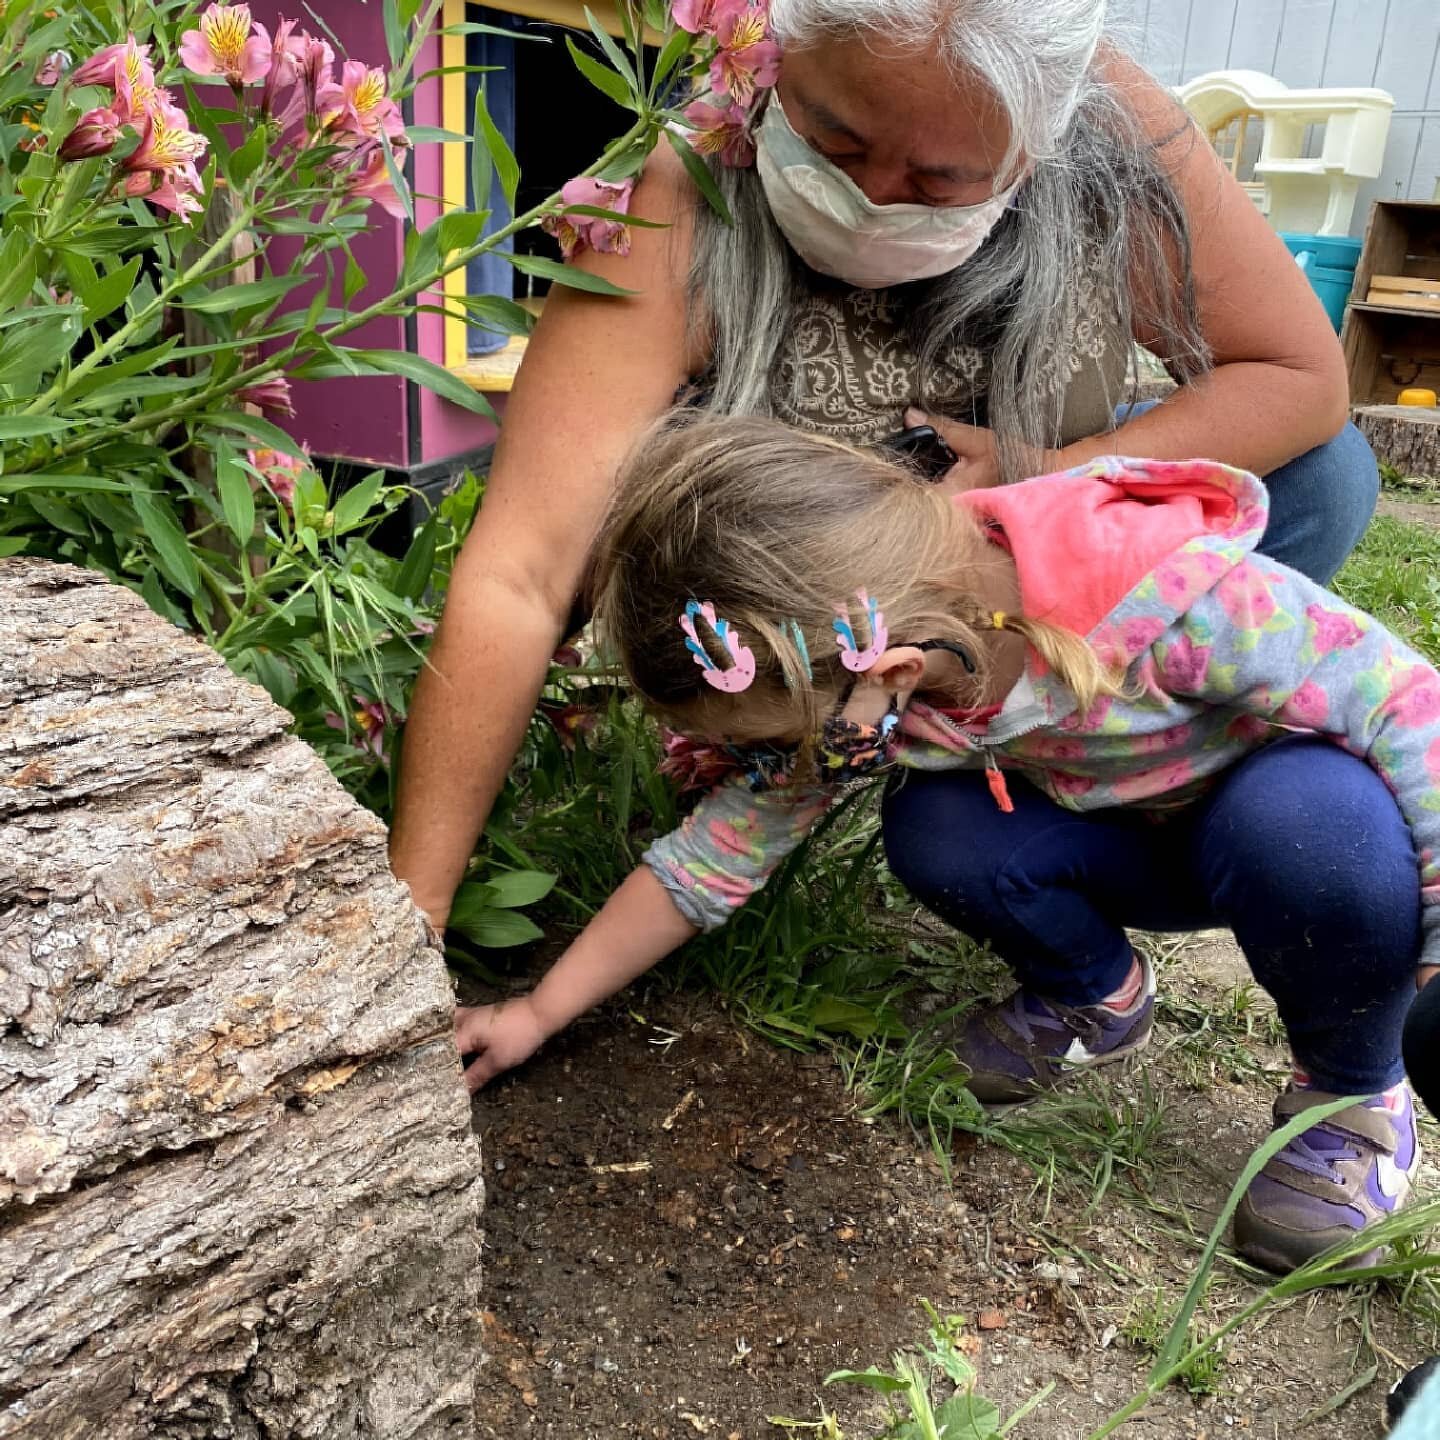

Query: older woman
[[395, 0, 1376, 1132]]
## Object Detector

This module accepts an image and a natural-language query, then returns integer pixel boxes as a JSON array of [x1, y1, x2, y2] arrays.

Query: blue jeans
[[882, 737, 1420, 1093], [1116, 402, 1379, 585]]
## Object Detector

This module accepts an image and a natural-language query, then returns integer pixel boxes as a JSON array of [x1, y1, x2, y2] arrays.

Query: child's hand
[[1421, 965, 1438, 991], [454, 998, 548, 1092]]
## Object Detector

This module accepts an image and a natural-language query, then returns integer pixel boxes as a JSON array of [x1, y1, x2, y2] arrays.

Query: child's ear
[[867, 646, 927, 695]]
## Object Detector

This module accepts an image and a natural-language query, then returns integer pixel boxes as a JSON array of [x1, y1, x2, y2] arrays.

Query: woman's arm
[[1065, 53, 1351, 477], [388, 148, 704, 928], [454, 865, 698, 1090]]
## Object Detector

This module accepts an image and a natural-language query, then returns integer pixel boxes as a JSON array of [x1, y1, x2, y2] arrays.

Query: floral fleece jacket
[[643, 456, 1440, 967]]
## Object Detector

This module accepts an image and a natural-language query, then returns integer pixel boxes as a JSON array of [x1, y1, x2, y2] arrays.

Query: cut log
[[0, 559, 484, 1439], [1353, 404, 1440, 484]]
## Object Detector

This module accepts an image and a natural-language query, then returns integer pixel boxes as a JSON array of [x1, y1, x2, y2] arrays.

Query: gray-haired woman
[[397, 0, 1376, 1123]]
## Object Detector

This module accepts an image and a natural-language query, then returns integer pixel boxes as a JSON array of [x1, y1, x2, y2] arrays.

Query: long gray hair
[[688, 0, 1211, 484]]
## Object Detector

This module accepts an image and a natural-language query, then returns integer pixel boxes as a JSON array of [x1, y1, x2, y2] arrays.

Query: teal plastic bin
[[1280, 232, 1362, 332]]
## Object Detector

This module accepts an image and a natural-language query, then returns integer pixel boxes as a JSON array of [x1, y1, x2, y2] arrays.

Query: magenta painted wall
[[255, 2, 498, 470]]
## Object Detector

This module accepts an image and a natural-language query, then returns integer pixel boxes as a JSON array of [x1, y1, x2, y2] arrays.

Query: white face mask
[[754, 98, 1016, 289]]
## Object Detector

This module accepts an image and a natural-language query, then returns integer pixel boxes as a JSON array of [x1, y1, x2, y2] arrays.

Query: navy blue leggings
[[882, 737, 1421, 1093]]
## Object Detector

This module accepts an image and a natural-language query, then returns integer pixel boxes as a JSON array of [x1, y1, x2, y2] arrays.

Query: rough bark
[[0, 559, 484, 1439], [1353, 404, 1440, 484]]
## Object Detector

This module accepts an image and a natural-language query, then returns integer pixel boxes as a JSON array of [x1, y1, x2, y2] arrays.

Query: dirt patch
[[1376, 495, 1440, 529], [466, 938, 1436, 1439]]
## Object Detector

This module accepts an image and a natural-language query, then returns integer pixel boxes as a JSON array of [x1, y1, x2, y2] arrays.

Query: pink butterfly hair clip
[[833, 589, 889, 672], [679, 600, 757, 693]]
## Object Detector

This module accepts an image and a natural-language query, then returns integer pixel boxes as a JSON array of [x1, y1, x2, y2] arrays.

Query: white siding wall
[[1112, 0, 1440, 232]]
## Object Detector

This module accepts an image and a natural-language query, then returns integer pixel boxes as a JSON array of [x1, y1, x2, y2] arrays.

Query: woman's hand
[[455, 997, 549, 1092], [905, 407, 1004, 492]]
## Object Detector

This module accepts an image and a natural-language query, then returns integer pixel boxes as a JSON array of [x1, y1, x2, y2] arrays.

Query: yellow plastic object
[[1398, 388, 1439, 408]]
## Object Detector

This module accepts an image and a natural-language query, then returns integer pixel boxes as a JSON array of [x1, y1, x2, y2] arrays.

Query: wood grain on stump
[[0, 559, 484, 1439], [1354, 404, 1440, 483]]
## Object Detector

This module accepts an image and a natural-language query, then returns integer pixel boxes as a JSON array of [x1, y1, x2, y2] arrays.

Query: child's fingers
[[1420, 965, 1439, 991], [463, 1052, 498, 1093]]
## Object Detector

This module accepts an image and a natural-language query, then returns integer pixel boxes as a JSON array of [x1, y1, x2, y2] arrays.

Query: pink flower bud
[[58, 107, 123, 161]]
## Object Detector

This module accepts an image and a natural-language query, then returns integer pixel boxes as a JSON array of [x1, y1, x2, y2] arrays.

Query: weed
[[1334, 515, 1440, 665], [1118, 1287, 1226, 1398]]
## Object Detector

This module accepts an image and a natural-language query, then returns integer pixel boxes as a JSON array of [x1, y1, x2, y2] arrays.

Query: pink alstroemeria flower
[[343, 142, 406, 218], [258, 17, 303, 119], [541, 175, 635, 260], [58, 106, 123, 162], [71, 36, 152, 88], [237, 376, 295, 417], [179, 4, 273, 87], [325, 698, 393, 760], [683, 98, 756, 167], [328, 61, 406, 143], [248, 446, 307, 505], [709, 4, 781, 107], [671, 0, 744, 36], [37, 51, 69, 86]]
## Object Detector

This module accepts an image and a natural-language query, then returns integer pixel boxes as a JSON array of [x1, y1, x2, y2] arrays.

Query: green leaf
[[65, 337, 181, 403], [406, 125, 471, 145], [394, 513, 439, 600], [181, 275, 308, 314], [650, 27, 696, 98], [1151, 1092, 1364, 1380], [305, 348, 498, 420], [560, 204, 666, 228], [0, 473, 129, 493], [0, 416, 72, 440], [464, 295, 536, 335], [203, 410, 304, 458], [0, 313, 81, 389], [0, 233, 37, 311], [229, 128, 268, 185], [565, 35, 635, 109], [382, 0, 407, 67], [931, 1395, 1002, 1440], [380, 131, 415, 225], [133, 489, 200, 597], [343, 252, 368, 303], [470, 83, 493, 212], [215, 437, 255, 546], [473, 82, 519, 212], [583, 7, 639, 93], [452, 907, 545, 949], [0, 536, 29, 557], [27, 493, 89, 536], [140, 567, 189, 628], [440, 21, 549, 40], [78, 256, 143, 329], [823, 1368, 909, 1395], [665, 127, 732, 225], [486, 870, 557, 908], [506, 252, 635, 296], [438, 209, 491, 253], [332, 469, 386, 532]]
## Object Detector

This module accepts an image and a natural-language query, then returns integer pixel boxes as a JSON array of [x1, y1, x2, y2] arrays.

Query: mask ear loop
[[917, 637, 978, 674]]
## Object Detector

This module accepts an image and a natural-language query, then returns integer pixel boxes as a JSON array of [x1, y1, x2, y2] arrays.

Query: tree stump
[[1353, 404, 1440, 485], [0, 559, 484, 1439]]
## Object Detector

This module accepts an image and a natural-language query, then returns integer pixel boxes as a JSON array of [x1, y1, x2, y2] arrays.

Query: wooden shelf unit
[[1342, 201, 1440, 406]]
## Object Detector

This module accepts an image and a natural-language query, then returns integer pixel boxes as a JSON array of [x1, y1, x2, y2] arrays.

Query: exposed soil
[[465, 933, 1438, 1440]]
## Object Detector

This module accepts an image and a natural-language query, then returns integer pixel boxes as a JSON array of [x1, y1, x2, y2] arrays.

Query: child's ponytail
[[987, 611, 1131, 716]]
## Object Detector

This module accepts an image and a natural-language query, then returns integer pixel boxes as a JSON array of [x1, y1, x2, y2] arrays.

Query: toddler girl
[[456, 413, 1435, 1275]]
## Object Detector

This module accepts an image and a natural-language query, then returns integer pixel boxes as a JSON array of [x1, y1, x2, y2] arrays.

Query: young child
[[456, 413, 1435, 1275]]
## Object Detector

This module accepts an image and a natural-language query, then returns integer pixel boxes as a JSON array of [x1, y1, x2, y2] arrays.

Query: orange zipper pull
[[985, 752, 1015, 814]]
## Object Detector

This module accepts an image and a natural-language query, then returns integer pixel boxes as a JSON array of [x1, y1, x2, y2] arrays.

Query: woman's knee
[[1259, 421, 1379, 584]]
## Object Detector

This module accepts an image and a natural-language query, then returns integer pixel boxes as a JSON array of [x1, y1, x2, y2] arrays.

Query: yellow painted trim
[[441, 0, 469, 369], [489, 0, 660, 41]]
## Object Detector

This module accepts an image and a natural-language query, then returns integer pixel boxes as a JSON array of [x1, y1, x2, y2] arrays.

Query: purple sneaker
[[1235, 1085, 1420, 1274], [950, 953, 1156, 1106]]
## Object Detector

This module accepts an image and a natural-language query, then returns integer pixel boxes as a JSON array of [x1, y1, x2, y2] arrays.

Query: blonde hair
[[592, 413, 1124, 745]]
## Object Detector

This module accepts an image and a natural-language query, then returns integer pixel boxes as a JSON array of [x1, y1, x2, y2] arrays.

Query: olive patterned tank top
[[768, 271, 1131, 451]]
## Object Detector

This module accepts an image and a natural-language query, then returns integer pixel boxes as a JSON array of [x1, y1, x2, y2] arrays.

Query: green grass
[[1334, 513, 1440, 665]]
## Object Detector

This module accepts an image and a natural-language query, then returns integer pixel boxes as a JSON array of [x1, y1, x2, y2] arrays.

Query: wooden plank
[[1370, 274, 1440, 296], [1363, 292, 1440, 312]]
